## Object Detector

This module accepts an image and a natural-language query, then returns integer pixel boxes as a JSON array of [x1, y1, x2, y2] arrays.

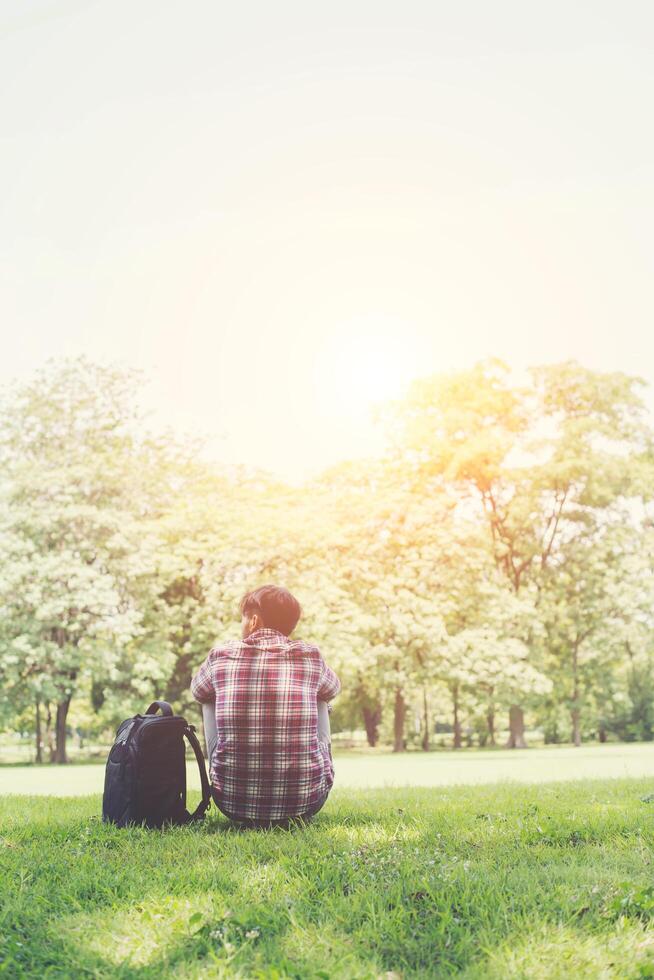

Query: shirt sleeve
[[190, 650, 217, 704], [317, 656, 341, 702]]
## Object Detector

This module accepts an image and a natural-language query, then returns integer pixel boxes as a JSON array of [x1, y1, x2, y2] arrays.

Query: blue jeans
[[201, 700, 332, 827]]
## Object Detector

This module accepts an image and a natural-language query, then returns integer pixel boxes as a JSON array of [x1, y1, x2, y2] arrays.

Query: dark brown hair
[[239, 584, 302, 636]]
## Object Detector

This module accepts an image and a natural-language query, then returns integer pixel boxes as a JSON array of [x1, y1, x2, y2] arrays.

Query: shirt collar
[[245, 628, 288, 642]]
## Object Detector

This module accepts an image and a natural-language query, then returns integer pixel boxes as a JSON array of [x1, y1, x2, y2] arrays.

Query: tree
[[312, 459, 457, 751], [388, 359, 653, 746], [410, 520, 550, 749], [542, 523, 654, 745], [0, 359, 179, 761]]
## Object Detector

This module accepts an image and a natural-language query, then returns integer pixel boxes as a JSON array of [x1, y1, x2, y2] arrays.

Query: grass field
[[2, 751, 654, 978], [3, 741, 654, 796]]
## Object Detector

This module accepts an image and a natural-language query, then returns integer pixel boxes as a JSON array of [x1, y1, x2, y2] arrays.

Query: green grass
[[3, 775, 654, 977], [4, 742, 654, 796]]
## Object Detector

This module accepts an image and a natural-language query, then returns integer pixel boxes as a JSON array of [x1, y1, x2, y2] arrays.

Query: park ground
[[2, 746, 654, 978]]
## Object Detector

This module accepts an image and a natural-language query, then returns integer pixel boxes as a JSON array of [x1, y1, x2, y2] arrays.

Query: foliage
[[1, 355, 654, 756], [0, 360, 180, 760]]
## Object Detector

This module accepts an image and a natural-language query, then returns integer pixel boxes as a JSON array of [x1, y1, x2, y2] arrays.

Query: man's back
[[191, 627, 340, 823]]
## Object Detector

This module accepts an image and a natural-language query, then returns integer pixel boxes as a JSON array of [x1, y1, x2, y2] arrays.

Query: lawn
[[2, 753, 654, 978], [4, 741, 654, 796]]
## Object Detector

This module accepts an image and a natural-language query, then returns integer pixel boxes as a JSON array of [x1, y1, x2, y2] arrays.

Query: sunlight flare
[[313, 317, 427, 420]]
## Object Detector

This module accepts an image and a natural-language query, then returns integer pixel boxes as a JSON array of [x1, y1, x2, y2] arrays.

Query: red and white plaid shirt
[[190, 628, 341, 822]]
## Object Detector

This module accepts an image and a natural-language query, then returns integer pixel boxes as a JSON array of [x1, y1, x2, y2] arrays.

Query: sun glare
[[314, 319, 426, 421]]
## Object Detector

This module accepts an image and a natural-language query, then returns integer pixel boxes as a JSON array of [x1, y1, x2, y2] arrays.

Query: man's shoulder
[[207, 639, 243, 660], [288, 637, 322, 657]]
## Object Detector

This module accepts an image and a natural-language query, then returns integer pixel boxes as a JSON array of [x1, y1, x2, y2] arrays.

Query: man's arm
[[317, 657, 341, 702], [190, 651, 217, 704]]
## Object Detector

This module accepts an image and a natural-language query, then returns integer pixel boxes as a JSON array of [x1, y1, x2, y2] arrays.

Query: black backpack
[[102, 700, 212, 828]]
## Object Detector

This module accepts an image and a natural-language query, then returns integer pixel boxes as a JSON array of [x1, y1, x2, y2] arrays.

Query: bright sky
[[1, 1, 652, 480]]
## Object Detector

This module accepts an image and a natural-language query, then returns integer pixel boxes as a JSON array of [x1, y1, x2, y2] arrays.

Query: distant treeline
[[1, 357, 653, 761]]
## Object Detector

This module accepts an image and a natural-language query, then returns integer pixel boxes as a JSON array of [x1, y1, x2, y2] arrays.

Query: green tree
[[546, 523, 654, 745], [389, 359, 652, 746], [0, 359, 179, 761]]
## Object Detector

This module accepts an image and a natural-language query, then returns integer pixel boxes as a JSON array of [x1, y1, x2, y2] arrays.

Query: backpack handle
[[184, 725, 212, 822], [145, 701, 174, 717]]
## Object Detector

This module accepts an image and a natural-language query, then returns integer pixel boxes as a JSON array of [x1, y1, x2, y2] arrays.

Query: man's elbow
[[325, 680, 341, 701], [190, 681, 210, 704]]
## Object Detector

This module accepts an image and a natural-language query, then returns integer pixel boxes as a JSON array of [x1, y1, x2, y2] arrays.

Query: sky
[[1, 1, 652, 480]]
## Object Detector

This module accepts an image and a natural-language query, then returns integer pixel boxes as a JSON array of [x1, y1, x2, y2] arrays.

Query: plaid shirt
[[190, 628, 341, 822]]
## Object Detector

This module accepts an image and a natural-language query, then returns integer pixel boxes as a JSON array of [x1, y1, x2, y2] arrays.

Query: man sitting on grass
[[191, 584, 341, 828]]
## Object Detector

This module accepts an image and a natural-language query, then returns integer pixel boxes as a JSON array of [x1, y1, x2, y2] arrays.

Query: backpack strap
[[145, 700, 174, 716], [184, 724, 212, 821]]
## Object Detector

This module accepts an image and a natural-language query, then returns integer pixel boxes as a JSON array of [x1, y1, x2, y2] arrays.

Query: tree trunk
[[393, 688, 406, 753], [45, 702, 56, 763], [598, 726, 607, 743], [452, 684, 462, 749], [362, 704, 381, 747], [486, 704, 496, 747], [421, 687, 430, 751], [54, 697, 71, 764], [571, 643, 581, 747], [505, 705, 527, 749], [35, 700, 43, 764]]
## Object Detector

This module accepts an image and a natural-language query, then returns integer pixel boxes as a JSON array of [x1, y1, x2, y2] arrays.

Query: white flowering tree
[[0, 359, 178, 761]]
